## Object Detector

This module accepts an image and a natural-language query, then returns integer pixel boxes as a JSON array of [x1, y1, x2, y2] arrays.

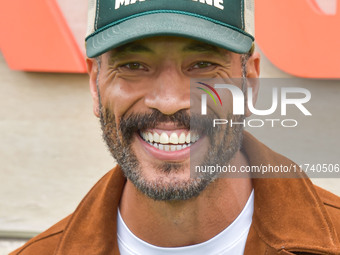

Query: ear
[[245, 52, 261, 117], [86, 58, 100, 118]]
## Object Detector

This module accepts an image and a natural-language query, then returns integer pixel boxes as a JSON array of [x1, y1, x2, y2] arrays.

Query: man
[[11, 0, 340, 254]]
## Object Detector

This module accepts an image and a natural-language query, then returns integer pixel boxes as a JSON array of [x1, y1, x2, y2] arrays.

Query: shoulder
[[9, 215, 71, 255], [9, 167, 123, 255], [314, 185, 340, 239]]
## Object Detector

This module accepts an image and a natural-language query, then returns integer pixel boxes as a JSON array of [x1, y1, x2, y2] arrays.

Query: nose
[[144, 65, 190, 115]]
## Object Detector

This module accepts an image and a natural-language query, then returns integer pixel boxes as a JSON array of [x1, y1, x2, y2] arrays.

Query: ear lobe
[[86, 58, 100, 118], [245, 52, 261, 117]]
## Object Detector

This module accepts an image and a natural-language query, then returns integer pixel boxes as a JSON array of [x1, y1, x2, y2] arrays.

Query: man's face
[[87, 36, 258, 201]]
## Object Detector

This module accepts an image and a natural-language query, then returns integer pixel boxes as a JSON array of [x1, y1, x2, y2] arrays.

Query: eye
[[191, 61, 214, 69], [121, 62, 147, 71]]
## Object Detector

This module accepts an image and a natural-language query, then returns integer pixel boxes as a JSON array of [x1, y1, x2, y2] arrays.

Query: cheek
[[211, 68, 245, 117], [216, 89, 234, 117], [100, 78, 151, 119]]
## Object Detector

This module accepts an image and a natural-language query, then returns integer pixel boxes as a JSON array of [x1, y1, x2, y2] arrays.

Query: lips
[[139, 130, 200, 152]]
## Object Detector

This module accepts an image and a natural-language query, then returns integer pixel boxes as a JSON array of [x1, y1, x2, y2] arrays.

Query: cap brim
[[86, 13, 253, 58]]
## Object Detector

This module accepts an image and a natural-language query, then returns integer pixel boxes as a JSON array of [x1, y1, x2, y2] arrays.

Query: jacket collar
[[55, 132, 339, 255], [242, 132, 339, 254], [55, 168, 125, 255]]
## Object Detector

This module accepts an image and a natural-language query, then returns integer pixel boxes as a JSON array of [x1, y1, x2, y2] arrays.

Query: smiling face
[[87, 36, 260, 201]]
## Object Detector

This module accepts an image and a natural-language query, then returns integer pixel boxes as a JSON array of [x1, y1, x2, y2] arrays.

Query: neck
[[119, 151, 252, 247]]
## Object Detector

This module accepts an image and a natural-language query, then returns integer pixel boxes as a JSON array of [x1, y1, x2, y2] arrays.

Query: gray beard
[[99, 106, 244, 201]]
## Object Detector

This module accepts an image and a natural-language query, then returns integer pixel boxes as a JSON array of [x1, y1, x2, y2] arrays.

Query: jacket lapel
[[243, 132, 340, 254], [55, 167, 126, 255]]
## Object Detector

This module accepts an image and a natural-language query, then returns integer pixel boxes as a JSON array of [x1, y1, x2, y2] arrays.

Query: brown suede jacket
[[11, 132, 340, 255]]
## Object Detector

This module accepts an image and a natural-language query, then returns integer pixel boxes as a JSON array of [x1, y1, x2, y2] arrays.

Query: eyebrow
[[109, 41, 226, 63], [182, 43, 222, 54], [110, 43, 154, 61]]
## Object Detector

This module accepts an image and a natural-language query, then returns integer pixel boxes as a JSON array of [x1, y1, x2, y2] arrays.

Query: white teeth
[[186, 133, 191, 144], [148, 132, 154, 143], [169, 133, 179, 144], [153, 132, 160, 143], [160, 132, 169, 144], [179, 133, 186, 144], [150, 142, 195, 151], [140, 131, 200, 151]]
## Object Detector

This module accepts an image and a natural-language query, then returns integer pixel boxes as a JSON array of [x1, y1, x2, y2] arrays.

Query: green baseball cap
[[86, 0, 255, 58]]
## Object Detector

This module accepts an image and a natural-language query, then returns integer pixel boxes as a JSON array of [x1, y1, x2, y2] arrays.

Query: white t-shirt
[[117, 190, 254, 255]]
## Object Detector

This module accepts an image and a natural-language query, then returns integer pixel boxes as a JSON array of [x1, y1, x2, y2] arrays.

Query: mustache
[[115, 109, 218, 142], [120, 109, 190, 132]]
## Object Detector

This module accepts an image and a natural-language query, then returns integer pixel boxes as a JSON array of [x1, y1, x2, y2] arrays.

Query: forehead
[[106, 36, 232, 58]]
